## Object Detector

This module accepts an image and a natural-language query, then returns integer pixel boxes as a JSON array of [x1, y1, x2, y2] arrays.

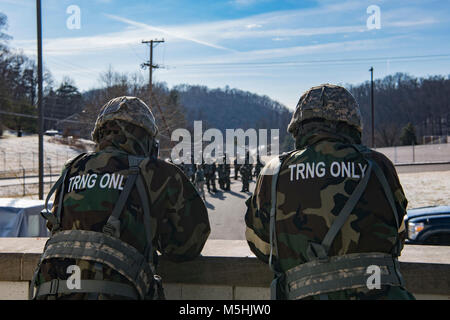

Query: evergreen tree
[[400, 122, 417, 145]]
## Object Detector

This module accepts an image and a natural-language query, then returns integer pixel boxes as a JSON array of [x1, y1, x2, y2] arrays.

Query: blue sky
[[1, 0, 450, 109]]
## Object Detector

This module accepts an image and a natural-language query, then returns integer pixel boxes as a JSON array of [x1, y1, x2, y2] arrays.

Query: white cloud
[[172, 37, 404, 69], [11, 1, 440, 66], [386, 18, 439, 28], [272, 37, 289, 41], [13, 28, 146, 56], [105, 14, 237, 52], [246, 23, 262, 29]]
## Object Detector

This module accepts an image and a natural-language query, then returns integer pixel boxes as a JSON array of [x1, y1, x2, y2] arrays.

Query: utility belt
[[284, 252, 404, 300]]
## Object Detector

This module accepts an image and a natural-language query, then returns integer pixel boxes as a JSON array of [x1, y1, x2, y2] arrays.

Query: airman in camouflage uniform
[[195, 164, 206, 202], [234, 158, 241, 180], [240, 152, 253, 192], [254, 155, 264, 178], [218, 155, 231, 191], [245, 84, 414, 300], [204, 159, 218, 193], [31, 96, 210, 300]]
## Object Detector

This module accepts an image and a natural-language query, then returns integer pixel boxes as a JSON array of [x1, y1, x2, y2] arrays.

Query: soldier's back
[[36, 149, 210, 299], [249, 139, 413, 299]]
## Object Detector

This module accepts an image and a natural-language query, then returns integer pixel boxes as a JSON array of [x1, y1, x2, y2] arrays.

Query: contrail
[[104, 14, 237, 53]]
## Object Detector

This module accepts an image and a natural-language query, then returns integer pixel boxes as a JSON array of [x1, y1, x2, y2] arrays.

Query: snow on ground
[[399, 171, 450, 209], [0, 134, 448, 209], [0, 133, 94, 173]]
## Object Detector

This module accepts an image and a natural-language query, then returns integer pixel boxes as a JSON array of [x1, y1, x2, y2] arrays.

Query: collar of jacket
[[295, 126, 361, 150]]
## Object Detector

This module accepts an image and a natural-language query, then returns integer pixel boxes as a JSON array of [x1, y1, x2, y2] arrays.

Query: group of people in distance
[[176, 153, 265, 200]]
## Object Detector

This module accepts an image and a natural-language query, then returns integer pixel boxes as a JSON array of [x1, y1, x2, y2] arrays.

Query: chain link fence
[[0, 143, 449, 198], [374, 143, 450, 164], [0, 150, 81, 198]]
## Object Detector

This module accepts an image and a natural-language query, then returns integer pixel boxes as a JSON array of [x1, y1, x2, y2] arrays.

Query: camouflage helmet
[[287, 84, 362, 137], [92, 96, 158, 143]]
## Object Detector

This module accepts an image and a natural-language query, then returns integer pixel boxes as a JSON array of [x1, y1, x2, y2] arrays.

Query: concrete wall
[[0, 238, 449, 300]]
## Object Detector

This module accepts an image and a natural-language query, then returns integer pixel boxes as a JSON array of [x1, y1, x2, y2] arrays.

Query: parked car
[[406, 205, 450, 245]]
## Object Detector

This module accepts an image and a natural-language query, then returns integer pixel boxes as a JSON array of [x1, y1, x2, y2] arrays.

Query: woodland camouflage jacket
[[245, 128, 414, 300], [36, 124, 210, 299]]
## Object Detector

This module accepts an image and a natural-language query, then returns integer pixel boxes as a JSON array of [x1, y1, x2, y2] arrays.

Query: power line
[[46, 56, 101, 79], [173, 53, 450, 68], [0, 110, 94, 125]]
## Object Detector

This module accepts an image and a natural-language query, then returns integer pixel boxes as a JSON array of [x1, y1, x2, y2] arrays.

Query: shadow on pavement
[[209, 190, 226, 200], [205, 201, 215, 210], [227, 189, 246, 199]]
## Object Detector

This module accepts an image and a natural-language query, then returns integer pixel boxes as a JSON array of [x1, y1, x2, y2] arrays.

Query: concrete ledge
[[0, 238, 449, 298]]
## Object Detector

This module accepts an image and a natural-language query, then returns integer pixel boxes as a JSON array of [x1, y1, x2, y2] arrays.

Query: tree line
[[0, 13, 186, 157], [1, 11, 449, 151], [349, 72, 450, 147]]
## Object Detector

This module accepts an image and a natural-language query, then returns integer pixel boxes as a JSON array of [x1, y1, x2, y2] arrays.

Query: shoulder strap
[[268, 151, 296, 300], [371, 162, 400, 230], [269, 150, 303, 269], [102, 155, 154, 263], [370, 161, 401, 256], [135, 174, 154, 264], [268, 157, 283, 273], [353, 145, 401, 255], [268, 156, 283, 300], [306, 159, 373, 261], [41, 153, 87, 233]]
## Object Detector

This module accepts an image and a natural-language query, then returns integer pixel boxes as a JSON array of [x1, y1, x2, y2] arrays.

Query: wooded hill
[[349, 73, 450, 147], [1, 11, 449, 150], [172, 84, 294, 151]]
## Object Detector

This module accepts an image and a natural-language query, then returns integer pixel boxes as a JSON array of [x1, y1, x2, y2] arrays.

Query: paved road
[[205, 164, 450, 240], [2, 164, 448, 240], [203, 176, 256, 240]]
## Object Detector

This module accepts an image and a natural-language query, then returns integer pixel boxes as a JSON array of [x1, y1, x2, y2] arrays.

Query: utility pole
[[36, 0, 44, 199], [141, 39, 173, 152], [369, 67, 375, 148], [141, 39, 164, 100]]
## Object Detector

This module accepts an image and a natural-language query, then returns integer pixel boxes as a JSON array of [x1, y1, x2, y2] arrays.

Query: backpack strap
[[353, 145, 402, 256], [32, 154, 162, 300], [269, 145, 404, 300], [102, 155, 154, 263], [102, 156, 141, 238], [288, 144, 404, 299], [306, 159, 373, 261], [40, 153, 87, 233], [135, 173, 154, 265], [305, 144, 401, 260], [268, 151, 295, 300]]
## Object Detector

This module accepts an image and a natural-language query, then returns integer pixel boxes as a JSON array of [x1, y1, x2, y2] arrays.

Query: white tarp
[[0, 198, 51, 237]]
